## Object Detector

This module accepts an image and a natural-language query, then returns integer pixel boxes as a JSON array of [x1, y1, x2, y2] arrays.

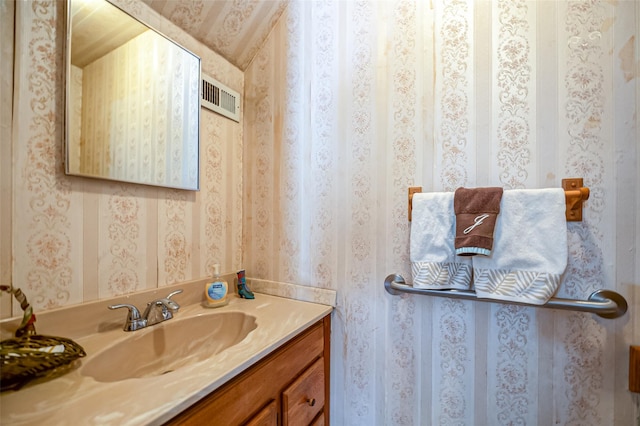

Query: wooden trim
[[323, 315, 331, 426], [630, 345, 640, 393]]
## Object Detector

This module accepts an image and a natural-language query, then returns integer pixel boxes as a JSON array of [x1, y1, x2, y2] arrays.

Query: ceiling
[[141, 0, 289, 71], [71, 0, 148, 67]]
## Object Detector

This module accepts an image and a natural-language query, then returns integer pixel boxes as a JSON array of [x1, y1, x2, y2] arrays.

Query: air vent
[[201, 74, 240, 122]]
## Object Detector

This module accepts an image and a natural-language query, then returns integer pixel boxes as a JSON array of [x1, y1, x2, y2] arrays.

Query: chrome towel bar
[[384, 274, 628, 319]]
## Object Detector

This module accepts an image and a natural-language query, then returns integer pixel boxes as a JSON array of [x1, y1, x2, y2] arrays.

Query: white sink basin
[[81, 311, 257, 382]]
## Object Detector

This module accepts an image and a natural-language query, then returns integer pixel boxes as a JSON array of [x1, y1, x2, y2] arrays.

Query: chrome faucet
[[142, 290, 182, 326], [109, 289, 183, 331]]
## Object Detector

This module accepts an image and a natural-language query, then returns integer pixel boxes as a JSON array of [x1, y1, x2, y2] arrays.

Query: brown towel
[[454, 187, 503, 256]]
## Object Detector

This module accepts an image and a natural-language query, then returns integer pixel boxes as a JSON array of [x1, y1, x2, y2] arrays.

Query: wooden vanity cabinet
[[166, 314, 331, 426]]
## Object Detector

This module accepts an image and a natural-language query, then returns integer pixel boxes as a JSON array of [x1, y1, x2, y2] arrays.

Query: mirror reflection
[[65, 0, 201, 190]]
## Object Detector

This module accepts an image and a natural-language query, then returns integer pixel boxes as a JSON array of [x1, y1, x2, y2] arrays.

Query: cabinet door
[[282, 357, 325, 426], [244, 400, 277, 426]]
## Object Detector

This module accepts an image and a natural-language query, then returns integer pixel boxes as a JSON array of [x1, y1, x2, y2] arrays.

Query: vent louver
[[201, 74, 240, 122]]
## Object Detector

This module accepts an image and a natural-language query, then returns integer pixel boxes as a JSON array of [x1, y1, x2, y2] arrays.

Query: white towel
[[410, 192, 472, 290], [472, 188, 567, 305]]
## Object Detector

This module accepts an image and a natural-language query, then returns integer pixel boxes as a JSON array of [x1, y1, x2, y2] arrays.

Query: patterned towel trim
[[411, 261, 472, 290], [472, 268, 561, 305]]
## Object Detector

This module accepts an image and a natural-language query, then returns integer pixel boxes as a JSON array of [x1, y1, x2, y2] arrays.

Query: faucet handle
[[109, 303, 147, 331], [163, 289, 183, 310], [142, 289, 184, 325]]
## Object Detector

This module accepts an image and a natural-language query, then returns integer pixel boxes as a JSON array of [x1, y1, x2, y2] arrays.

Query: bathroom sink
[[81, 312, 257, 382]]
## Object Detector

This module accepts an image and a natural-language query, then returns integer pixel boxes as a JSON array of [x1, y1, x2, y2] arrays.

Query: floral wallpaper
[[0, 0, 13, 317], [5, 0, 244, 310], [243, 0, 639, 425]]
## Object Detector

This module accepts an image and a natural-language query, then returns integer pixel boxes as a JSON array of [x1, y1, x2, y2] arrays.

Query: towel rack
[[408, 178, 590, 221], [384, 274, 628, 319]]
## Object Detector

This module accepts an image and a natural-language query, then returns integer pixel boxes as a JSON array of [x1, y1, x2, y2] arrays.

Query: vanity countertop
[[0, 280, 333, 425]]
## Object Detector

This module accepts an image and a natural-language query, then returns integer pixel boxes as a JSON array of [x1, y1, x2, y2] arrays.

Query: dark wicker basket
[[1, 334, 86, 391]]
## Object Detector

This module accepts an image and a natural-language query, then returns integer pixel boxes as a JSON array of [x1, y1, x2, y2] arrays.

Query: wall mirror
[[64, 0, 201, 190]]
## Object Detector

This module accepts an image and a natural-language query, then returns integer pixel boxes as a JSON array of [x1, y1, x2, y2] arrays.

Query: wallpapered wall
[[243, 0, 639, 425], [2, 0, 244, 314]]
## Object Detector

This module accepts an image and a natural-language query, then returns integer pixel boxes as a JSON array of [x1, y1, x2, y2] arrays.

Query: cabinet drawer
[[310, 413, 324, 426], [282, 357, 325, 426]]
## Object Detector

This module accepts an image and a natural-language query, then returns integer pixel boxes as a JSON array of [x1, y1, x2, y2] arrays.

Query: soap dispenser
[[203, 264, 229, 308]]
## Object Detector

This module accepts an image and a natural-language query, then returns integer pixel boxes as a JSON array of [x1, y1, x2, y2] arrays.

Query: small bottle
[[203, 264, 229, 308]]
